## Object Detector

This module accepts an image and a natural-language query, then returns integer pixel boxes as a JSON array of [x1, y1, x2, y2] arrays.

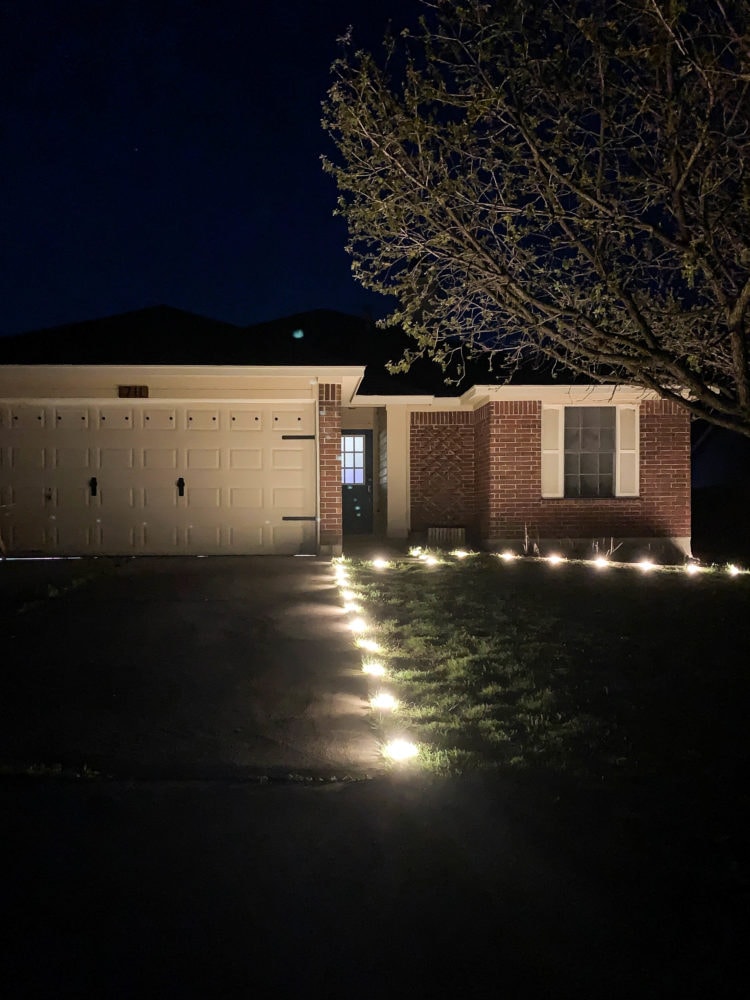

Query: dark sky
[[0, 0, 415, 337]]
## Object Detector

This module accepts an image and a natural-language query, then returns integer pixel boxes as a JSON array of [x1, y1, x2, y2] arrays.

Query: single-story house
[[0, 307, 691, 558]]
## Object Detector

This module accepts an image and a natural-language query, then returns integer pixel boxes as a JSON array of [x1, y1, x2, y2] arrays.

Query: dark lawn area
[[348, 554, 750, 927]]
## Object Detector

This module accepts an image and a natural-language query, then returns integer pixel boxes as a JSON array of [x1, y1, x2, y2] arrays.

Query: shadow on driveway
[[0, 556, 378, 778]]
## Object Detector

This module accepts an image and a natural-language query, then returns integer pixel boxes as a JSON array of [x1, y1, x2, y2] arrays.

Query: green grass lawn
[[347, 553, 750, 778], [343, 551, 750, 894]]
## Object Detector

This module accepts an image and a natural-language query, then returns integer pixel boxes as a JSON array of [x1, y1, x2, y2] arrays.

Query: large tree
[[322, 0, 750, 436]]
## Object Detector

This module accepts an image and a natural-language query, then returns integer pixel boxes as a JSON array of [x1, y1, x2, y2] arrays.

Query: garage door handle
[[89, 476, 98, 497], [177, 476, 185, 497]]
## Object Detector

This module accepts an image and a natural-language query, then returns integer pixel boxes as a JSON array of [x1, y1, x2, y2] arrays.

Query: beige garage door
[[0, 401, 317, 554]]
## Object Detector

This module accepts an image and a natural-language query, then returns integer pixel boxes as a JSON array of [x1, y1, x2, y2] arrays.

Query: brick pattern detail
[[410, 398, 691, 545], [318, 384, 342, 548], [410, 412, 475, 532]]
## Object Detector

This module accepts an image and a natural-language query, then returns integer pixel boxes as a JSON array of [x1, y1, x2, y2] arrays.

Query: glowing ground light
[[341, 589, 357, 601], [639, 559, 656, 572], [343, 601, 362, 613], [727, 563, 741, 577], [423, 555, 439, 566], [453, 549, 469, 559], [547, 554, 564, 566], [685, 562, 701, 576], [594, 556, 609, 569], [370, 692, 398, 711], [357, 638, 381, 653], [383, 739, 419, 762], [348, 616, 368, 633], [409, 547, 423, 557], [362, 661, 386, 677], [499, 550, 516, 561], [371, 558, 390, 569]]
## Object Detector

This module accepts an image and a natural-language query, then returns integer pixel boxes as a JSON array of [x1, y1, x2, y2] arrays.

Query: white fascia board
[[463, 384, 661, 405]]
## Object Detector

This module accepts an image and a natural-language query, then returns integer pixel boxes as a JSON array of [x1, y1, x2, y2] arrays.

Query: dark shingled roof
[[0, 305, 587, 394]]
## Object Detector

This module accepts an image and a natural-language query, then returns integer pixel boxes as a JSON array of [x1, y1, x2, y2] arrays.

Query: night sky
[[0, 0, 414, 338]]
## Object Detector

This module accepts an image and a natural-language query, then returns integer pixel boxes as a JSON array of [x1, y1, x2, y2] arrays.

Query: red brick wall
[[410, 412, 476, 533], [411, 398, 691, 545], [318, 384, 342, 550]]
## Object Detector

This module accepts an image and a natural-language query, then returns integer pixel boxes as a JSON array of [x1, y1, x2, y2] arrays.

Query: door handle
[[177, 476, 185, 497], [89, 476, 98, 497]]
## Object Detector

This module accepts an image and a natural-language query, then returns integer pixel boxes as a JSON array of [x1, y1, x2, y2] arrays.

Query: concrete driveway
[[0, 556, 378, 778]]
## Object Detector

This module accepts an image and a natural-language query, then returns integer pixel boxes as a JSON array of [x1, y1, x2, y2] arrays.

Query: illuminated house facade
[[0, 307, 691, 558]]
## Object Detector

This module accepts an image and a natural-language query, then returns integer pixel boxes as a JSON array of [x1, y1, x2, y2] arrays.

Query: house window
[[564, 407, 615, 497], [541, 404, 638, 498], [341, 434, 365, 485]]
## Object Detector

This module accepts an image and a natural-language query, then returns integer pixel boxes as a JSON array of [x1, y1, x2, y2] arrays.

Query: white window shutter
[[541, 406, 563, 497], [616, 405, 639, 496]]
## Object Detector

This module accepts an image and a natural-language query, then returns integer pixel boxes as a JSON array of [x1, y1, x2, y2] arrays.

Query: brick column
[[318, 383, 342, 555]]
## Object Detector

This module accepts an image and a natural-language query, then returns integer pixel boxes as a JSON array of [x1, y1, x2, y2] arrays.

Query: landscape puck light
[[685, 562, 701, 576], [546, 553, 563, 566], [499, 550, 516, 562], [383, 739, 419, 762], [357, 638, 381, 653], [593, 556, 609, 569], [341, 589, 357, 601], [452, 549, 469, 559], [370, 692, 398, 711], [362, 661, 386, 677], [423, 554, 439, 566], [371, 558, 390, 569], [348, 616, 368, 633], [639, 559, 656, 572], [727, 563, 741, 577]]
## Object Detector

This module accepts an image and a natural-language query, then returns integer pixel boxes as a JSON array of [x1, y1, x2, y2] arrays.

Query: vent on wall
[[427, 526, 466, 547], [118, 385, 149, 398]]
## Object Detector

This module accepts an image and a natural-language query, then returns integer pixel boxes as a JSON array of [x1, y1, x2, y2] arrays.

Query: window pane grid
[[563, 407, 615, 498], [341, 435, 365, 485]]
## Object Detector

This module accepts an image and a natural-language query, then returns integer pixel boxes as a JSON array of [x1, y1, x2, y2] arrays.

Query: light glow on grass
[[409, 547, 423, 557], [685, 562, 702, 576], [423, 554, 439, 566], [452, 549, 469, 559], [341, 589, 357, 601], [499, 550, 516, 562], [371, 558, 390, 569], [383, 738, 419, 762], [348, 616, 368, 633], [639, 559, 656, 572], [593, 556, 609, 569], [362, 661, 386, 677], [546, 553, 564, 566], [343, 601, 362, 613], [727, 563, 741, 577], [357, 638, 381, 653], [370, 692, 398, 711]]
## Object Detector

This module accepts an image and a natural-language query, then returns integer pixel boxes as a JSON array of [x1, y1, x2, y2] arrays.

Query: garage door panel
[[271, 409, 313, 432], [55, 407, 89, 429], [11, 447, 46, 470], [9, 521, 49, 551], [230, 410, 263, 430], [187, 448, 220, 469], [270, 522, 316, 554], [272, 487, 307, 511], [187, 488, 220, 508], [10, 406, 46, 429], [229, 487, 263, 508], [53, 447, 91, 469], [97, 407, 134, 428], [99, 523, 139, 551], [227, 525, 265, 549], [271, 447, 306, 471], [144, 448, 178, 469], [99, 448, 134, 469], [99, 487, 136, 509], [143, 522, 181, 549], [186, 524, 222, 548], [229, 448, 262, 470], [186, 410, 220, 430], [144, 487, 178, 508]]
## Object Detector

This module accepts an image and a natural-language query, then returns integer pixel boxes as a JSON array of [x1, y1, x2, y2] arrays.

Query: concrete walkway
[[0, 556, 378, 778]]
